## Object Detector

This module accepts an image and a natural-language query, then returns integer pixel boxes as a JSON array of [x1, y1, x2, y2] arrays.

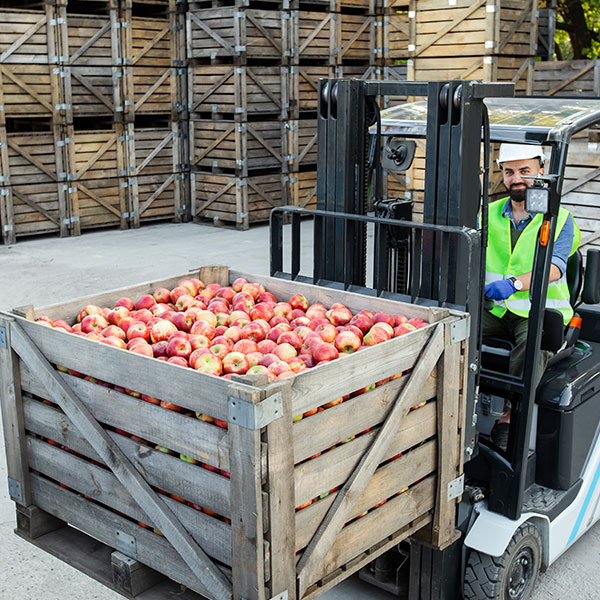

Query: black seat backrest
[[567, 249, 583, 306]]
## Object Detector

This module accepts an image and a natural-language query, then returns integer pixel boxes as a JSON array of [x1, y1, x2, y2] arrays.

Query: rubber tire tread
[[463, 522, 542, 600]]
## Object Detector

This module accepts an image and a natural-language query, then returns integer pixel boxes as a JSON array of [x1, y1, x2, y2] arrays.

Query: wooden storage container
[[0, 64, 54, 118], [190, 119, 284, 176], [187, 8, 287, 61], [191, 171, 283, 228], [409, 0, 538, 60], [291, 11, 377, 63], [0, 128, 70, 244], [0, 266, 468, 600], [284, 169, 318, 209], [190, 65, 288, 119], [408, 55, 535, 95], [285, 119, 318, 173], [0, 8, 54, 65], [532, 59, 600, 97], [379, 10, 410, 61]]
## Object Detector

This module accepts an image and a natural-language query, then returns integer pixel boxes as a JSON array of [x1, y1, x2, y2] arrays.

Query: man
[[483, 143, 580, 446]]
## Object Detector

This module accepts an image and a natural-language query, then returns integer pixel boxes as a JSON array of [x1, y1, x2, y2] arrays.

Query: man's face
[[501, 158, 543, 203]]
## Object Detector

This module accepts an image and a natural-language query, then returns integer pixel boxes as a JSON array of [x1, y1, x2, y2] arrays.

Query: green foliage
[[556, 0, 600, 59]]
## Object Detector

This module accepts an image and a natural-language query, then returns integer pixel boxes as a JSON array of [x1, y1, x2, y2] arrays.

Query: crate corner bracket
[[228, 392, 283, 429]]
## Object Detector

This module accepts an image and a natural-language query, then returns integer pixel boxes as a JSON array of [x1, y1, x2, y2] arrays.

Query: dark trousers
[[482, 309, 551, 383]]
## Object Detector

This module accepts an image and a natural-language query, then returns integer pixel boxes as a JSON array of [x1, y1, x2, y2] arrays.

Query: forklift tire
[[463, 522, 542, 600]]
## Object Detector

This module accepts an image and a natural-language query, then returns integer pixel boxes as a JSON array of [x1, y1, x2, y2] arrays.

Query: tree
[[555, 0, 600, 59]]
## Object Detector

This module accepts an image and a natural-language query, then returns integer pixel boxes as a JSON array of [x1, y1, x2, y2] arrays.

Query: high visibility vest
[[484, 198, 580, 325]]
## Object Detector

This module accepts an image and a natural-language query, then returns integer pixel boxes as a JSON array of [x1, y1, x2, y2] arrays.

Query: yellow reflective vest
[[484, 198, 580, 325]]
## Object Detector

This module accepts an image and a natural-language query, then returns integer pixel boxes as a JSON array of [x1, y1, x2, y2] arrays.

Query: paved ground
[[1, 222, 599, 599]]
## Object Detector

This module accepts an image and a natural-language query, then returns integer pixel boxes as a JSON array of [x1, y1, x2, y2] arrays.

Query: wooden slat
[[20, 371, 229, 470], [548, 61, 595, 96], [9, 321, 233, 600], [29, 475, 231, 598], [0, 15, 47, 63], [23, 396, 231, 517], [296, 324, 445, 597], [293, 373, 437, 463], [11, 315, 235, 421], [0, 316, 32, 505]]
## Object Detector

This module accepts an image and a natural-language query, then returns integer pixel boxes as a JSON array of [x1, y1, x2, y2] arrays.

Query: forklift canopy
[[378, 97, 600, 144]]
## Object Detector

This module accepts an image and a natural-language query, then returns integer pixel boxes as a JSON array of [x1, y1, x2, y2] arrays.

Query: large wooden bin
[[0, 266, 469, 600]]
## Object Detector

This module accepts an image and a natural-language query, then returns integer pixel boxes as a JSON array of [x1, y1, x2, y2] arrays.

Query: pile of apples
[[37, 276, 428, 383]]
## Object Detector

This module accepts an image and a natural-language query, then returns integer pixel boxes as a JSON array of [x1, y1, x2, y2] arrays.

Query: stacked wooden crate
[[378, 0, 539, 219], [0, 0, 187, 245], [186, 2, 289, 229]]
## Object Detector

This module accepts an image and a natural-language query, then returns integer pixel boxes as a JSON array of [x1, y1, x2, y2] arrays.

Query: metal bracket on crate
[[7, 477, 23, 502], [0, 325, 7, 349], [447, 475, 465, 502], [228, 393, 283, 430], [115, 530, 137, 560], [450, 318, 469, 344]]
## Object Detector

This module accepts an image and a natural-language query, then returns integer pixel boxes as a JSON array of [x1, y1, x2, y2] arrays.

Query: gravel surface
[[1, 222, 598, 599]]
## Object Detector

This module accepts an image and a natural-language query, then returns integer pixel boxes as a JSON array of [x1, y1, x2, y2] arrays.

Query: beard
[[509, 184, 527, 203]]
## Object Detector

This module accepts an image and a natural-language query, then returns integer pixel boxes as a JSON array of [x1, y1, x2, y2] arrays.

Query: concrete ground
[[0, 222, 599, 599]]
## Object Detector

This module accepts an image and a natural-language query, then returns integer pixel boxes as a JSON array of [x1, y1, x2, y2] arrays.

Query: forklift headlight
[[525, 186, 549, 214]]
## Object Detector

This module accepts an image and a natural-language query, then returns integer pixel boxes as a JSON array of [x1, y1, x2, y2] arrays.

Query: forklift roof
[[378, 97, 600, 144]]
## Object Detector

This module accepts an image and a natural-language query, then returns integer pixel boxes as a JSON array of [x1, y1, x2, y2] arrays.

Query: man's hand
[[485, 279, 516, 301]]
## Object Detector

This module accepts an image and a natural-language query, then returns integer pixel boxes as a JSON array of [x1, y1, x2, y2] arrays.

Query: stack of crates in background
[[0, 0, 188, 245], [186, 1, 289, 229]]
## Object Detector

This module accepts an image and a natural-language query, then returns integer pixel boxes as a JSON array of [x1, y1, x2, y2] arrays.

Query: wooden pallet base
[[15, 506, 206, 600]]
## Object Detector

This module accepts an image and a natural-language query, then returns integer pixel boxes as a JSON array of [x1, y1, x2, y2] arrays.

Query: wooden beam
[[9, 322, 233, 600], [296, 324, 445, 596], [563, 166, 600, 196], [548, 61, 595, 96], [10, 188, 60, 226]]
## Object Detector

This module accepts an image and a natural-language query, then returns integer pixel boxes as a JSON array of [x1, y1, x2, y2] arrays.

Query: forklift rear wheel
[[463, 522, 542, 600]]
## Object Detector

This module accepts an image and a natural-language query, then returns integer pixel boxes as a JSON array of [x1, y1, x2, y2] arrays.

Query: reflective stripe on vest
[[484, 198, 580, 325]]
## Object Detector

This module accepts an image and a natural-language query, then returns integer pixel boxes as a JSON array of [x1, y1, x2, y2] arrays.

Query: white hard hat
[[497, 143, 545, 167]]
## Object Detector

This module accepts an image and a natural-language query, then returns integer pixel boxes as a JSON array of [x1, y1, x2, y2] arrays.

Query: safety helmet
[[497, 143, 545, 167]]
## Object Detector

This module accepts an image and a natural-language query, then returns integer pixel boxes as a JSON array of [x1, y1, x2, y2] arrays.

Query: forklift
[[270, 80, 600, 599]]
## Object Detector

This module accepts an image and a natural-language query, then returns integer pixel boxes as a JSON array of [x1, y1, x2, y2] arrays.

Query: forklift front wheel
[[463, 522, 542, 600]]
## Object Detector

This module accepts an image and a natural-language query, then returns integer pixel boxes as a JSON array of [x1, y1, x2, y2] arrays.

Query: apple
[[322, 397, 343, 409], [190, 319, 216, 340], [213, 417, 228, 429], [290, 316, 310, 328], [349, 313, 373, 334], [208, 299, 229, 314], [189, 334, 210, 351], [168, 330, 189, 341], [250, 302, 275, 322], [194, 310, 218, 328], [126, 321, 150, 342], [247, 365, 270, 377], [393, 313, 409, 326], [315, 322, 337, 343], [363, 326, 391, 346], [241, 321, 266, 343], [215, 286, 235, 303], [298, 353, 315, 369], [213, 312, 229, 328], [305, 303, 328, 320], [232, 277, 248, 292], [167, 337, 192, 359], [229, 310, 250, 326], [267, 323, 291, 343], [223, 351, 250, 375], [170, 312, 193, 332], [107, 306, 130, 326], [273, 302, 293, 319], [286, 356, 307, 373], [101, 336, 127, 349], [150, 319, 178, 343], [257, 291, 277, 303], [293, 325, 313, 341], [394, 324, 417, 337], [372, 312, 395, 328], [101, 325, 126, 340], [131, 308, 153, 324], [152, 340, 169, 357], [167, 356, 189, 368], [129, 341, 154, 357], [308, 317, 329, 331], [184, 306, 204, 321], [77, 304, 103, 323], [81, 314, 109, 334], [53, 319, 74, 333], [273, 342, 297, 361], [372, 322, 394, 337], [241, 282, 261, 300], [277, 330, 302, 352], [326, 305, 352, 326], [257, 339, 277, 354], [246, 351, 264, 368], [114, 297, 135, 311], [134, 294, 156, 311], [174, 295, 196, 312], [209, 343, 229, 360], [269, 315, 289, 327], [233, 339, 259, 354], [408, 317, 428, 329], [153, 287, 171, 304], [179, 278, 200, 296], [223, 325, 243, 344], [117, 316, 135, 334], [268, 361, 292, 377], [189, 348, 210, 369], [170, 285, 190, 304], [334, 330, 361, 354], [289, 294, 309, 311], [259, 353, 279, 368], [312, 342, 339, 363]]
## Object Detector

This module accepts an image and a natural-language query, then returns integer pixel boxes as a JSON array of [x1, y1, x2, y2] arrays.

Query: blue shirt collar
[[501, 197, 533, 230]]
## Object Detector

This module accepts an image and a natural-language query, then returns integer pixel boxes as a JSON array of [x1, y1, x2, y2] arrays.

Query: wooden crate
[[0, 127, 70, 244], [408, 55, 535, 95], [284, 169, 318, 209], [191, 119, 284, 176], [291, 11, 377, 64], [562, 136, 600, 256], [380, 10, 410, 61], [126, 124, 185, 226], [533, 60, 600, 97], [192, 171, 283, 228], [285, 118, 318, 172], [408, 0, 538, 60], [536, 3, 555, 61], [0, 64, 55, 118], [0, 265, 468, 600], [190, 65, 288, 119], [187, 8, 287, 61], [0, 8, 54, 65]]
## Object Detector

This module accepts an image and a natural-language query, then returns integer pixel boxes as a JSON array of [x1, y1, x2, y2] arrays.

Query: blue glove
[[485, 279, 516, 301]]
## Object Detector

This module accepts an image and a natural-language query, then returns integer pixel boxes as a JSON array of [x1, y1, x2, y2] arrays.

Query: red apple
[[179, 278, 200, 296], [170, 285, 190, 304], [268, 361, 292, 376], [259, 353, 279, 367], [222, 351, 250, 375], [315, 322, 337, 343], [167, 356, 189, 368], [250, 302, 275, 322], [194, 353, 222, 376], [312, 342, 339, 363], [150, 319, 178, 343], [241, 282, 261, 300], [209, 343, 229, 360], [363, 326, 391, 346], [289, 294, 309, 311], [246, 351, 264, 368], [335, 330, 361, 354], [189, 348, 211, 369], [273, 342, 297, 361], [101, 325, 126, 340], [127, 321, 150, 342], [153, 287, 171, 304], [134, 294, 156, 311], [223, 325, 242, 344], [349, 313, 374, 334], [107, 305, 130, 326], [290, 316, 310, 328], [129, 341, 153, 357], [170, 312, 193, 332], [189, 334, 210, 351], [267, 323, 291, 343], [77, 304, 103, 323], [241, 321, 266, 343], [393, 313, 409, 326], [293, 325, 313, 341], [229, 310, 250, 326], [394, 324, 417, 337], [372, 322, 394, 337], [101, 336, 126, 349], [194, 310, 218, 328], [53, 319, 73, 333], [325, 305, 352, 326], [131, 308, 153, 324], [372, 312, 395, 328], [257, 339, 277, 354], [232, 277, 247, 292], [273, 302, 293, 319], [247, 365, 270, 377], [81, 314, 109, 334], [277, 330, 302, 352], [269, 315, 289, 327], [215, 286, 235, 303], [305, 303, 328, 320], [286, 356, 307, 373], [167, 337, 192, 359], [152, 340, 169, 357], [213, 312, 229, 328], [190, 319, 216, 340], [114, 298, 134, 311], [407, 317, 428, 329], [233, 339, 259, 354], [211, 335, 233, 349]]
